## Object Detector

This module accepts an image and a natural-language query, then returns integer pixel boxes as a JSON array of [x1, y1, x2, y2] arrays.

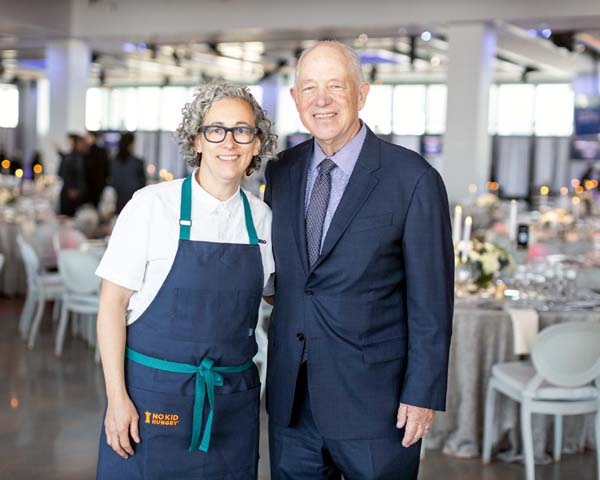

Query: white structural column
[[17, 80, 38, 175], [45, 39, 90, 173], [442, 23, 496, 203]]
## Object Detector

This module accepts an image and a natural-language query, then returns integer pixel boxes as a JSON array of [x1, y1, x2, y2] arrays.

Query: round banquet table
[[425, 305, 599, 463]]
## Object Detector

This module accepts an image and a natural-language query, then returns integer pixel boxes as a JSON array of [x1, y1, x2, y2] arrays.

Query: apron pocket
[[139, 384, 260, 478], [204, 384, 260, 475], [124, 385, 207, 480]]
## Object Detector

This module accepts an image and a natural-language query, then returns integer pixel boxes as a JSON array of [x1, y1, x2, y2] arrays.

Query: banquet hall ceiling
[[1, 0, 599, 85]]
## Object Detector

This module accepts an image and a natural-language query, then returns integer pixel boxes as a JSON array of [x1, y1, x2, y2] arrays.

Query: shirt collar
[[191, 168, 241, 214], [311, 122, 368, 176]]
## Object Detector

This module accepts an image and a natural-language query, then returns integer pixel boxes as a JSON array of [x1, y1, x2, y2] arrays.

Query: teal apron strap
[[181, 177, 257, 246], [240, 190, 259, 245], [126, 347, 253, 452], [179, 174, 193, 240]]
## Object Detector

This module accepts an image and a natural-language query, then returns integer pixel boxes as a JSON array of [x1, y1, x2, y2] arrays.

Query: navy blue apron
[[97, 174, 263, 479]]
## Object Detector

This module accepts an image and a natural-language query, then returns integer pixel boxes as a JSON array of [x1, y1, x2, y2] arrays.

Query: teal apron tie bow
[[126, 347, 254, 452]]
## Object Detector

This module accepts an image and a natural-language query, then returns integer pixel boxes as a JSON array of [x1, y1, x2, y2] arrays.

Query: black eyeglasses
[[199, 125, 260, 144]]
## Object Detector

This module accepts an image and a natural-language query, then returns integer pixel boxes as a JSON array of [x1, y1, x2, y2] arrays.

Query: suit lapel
[[287, 141, 313, 276], [311, 129, 381, 271]]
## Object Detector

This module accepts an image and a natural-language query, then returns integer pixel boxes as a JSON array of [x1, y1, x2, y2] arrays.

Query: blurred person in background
[[84, 131, 110, 208], [110, 132, 146, 213], [58, 134, 88, 216], [53, 132, 80, 163]]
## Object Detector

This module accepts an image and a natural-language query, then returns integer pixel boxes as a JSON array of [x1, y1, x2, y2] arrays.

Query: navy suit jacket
[[264, 128, 454, 439]]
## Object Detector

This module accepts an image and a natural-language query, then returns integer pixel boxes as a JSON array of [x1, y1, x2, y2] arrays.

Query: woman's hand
[[104, 394, 141, 459], [97, 279, 137, 458]]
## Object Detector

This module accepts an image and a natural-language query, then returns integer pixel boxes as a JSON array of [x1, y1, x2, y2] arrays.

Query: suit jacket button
[[296, 333, 305, 342], [304, 289, 313, 295]]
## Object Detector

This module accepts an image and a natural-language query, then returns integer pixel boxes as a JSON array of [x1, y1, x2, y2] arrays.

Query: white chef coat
[[96, 169, 275, 325]]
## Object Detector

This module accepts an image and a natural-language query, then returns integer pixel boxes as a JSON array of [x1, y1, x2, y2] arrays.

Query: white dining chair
[[16, 235, 64, 348], [482, 320, 600, 480], [55, 250, 101, 361], [31, 221, 60, 270], [52, 225, 88, 255]]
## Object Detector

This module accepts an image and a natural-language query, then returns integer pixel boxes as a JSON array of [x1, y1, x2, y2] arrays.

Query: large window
[[247, 85, 263, 107], [425, 85, 447, 134], [37, 79, 49, 135], [534, 84, 574, 136], [496, 84, 535, 135], [276, 85, 306, 135], [361, 85, 392, 134], [159, 87, 193, 131], [84, 82, 575, 137], [392, 85, 447, 135], [86, 86, 250, 132], [86, 87, 109, 131], [393, 85, 426, 135], [108, 88, 138, 131], [492, 83, 574, 136], [0, 84, 19, 128], [488, 85, 498, 134], [136, 87, 162, 130]]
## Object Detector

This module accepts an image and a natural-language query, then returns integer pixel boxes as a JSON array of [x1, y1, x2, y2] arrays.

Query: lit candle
[[539, 185, 549, 209], [33, 164, 43, 179], [559, 186, 569, 208], [468, 183, 477, 204], [572, 196, 581, 219], [452, 205, 462, 245], [461, 216, 472, 263], [508, 200, 518, 242]]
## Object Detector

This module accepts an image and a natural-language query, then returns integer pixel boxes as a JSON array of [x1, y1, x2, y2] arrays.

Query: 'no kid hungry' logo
[[144, 411, 180, 426]]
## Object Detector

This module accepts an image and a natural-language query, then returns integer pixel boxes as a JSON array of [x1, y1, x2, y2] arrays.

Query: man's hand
[[396, 403, 435, 448]]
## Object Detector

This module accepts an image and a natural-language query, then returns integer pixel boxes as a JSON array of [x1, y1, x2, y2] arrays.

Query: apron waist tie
[[125, 347, 254, 452]]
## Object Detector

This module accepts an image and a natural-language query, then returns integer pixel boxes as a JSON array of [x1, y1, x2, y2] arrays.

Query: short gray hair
[[175, 83, 278, 174], [295, 40, 365, 89]]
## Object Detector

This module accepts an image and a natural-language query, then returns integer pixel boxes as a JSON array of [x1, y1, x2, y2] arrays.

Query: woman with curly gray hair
[[96, 83, 277, 479]]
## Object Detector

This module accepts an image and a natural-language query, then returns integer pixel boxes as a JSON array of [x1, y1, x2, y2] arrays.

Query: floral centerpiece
[[0, 188, 15, 205], [456, 238, 512, 291], [539, 208, 574, 227], [471, 193, 501, 229], [475, 192, 499, 208]]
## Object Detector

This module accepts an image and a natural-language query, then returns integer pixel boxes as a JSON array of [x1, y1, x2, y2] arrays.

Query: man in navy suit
[[264, 40, 454, 479]]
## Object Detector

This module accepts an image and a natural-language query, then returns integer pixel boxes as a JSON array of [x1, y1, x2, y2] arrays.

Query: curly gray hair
[[175, 83, 278, 174]]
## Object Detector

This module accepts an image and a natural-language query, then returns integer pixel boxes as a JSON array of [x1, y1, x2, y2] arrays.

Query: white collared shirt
[[96, 169, 274, 325]]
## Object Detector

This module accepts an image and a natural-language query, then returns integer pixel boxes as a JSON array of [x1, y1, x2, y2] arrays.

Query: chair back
[[16, 235, 40, 289], [53, 226, 87, 254], [31, 221, 60, 269], [531, 320, 600, 388], [58, 250, 101, 295]]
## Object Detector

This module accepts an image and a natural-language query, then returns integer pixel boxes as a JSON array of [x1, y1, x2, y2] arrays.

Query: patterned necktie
[[306, 158, 336, 268]]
